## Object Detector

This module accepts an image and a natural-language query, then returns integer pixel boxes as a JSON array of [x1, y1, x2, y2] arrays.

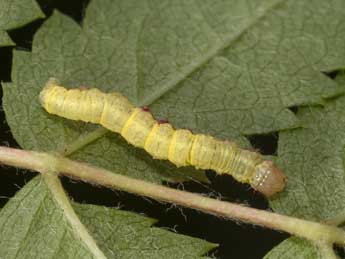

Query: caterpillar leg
[[250, 161, 287, 197]]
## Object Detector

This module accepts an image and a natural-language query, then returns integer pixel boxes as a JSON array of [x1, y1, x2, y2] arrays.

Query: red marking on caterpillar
[[158, 119, 169, 124]]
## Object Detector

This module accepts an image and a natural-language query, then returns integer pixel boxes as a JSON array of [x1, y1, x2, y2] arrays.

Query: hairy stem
[[0, 146, 344, 245]]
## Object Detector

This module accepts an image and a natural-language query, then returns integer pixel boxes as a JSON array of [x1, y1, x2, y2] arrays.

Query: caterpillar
[[39, 78, 287, 197]]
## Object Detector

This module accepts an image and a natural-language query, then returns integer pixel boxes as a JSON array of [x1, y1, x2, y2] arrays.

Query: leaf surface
[[0, 176, 215, 258], [265, 75, 345, 258], [0, 0, 44, 46], [264, 238, 320, 259]]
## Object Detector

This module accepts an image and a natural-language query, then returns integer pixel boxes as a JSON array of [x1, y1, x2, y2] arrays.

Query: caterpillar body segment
[[40, 78, 286, 197]]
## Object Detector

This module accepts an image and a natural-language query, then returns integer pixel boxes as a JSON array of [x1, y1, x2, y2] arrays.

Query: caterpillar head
[[251, 161, 287, 198]]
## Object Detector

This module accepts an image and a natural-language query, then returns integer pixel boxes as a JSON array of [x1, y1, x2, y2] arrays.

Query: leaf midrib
[[44, 174, 107, 259]]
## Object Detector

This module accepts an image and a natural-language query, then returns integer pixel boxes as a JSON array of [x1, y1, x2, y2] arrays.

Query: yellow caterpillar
[[40, 78, 286, 197]]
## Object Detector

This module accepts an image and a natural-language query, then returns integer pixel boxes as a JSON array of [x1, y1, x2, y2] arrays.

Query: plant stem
[[0, 146, 344, 245]]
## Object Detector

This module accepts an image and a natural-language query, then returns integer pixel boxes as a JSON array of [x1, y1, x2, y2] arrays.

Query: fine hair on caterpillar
[[40, 78, 287, 197]]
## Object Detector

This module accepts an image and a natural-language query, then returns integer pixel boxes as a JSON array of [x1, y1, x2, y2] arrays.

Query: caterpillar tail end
[[251, 161, 287, 198]]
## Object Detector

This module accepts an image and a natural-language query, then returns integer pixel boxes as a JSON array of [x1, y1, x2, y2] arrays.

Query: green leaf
[[272, 74, 345, 221], [264, 238, 320, 259], [0, 0, 44, 46], [3, 0, 345, 257], [4, 0, 345, 184], [0, 176, 216, 259], [266, 75, 345, 257], [0, 30, 13, 46]]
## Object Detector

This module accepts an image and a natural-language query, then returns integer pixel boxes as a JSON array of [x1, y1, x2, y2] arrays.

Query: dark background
[[0, 1, 288, 258]]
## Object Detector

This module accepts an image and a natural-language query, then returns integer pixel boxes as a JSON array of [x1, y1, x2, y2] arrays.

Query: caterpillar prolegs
[[40, 78, 287, 197]]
